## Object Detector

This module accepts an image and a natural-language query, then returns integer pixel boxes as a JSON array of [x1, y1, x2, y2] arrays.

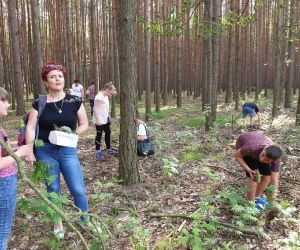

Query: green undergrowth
[[140, 104, 201, 121], [177, 116, 205, 128], [180, 148, 206, 162]]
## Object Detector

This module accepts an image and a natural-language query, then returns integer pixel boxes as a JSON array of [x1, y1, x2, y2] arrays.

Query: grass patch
[[214, 117, 232, 127], [180, 149, 206, 162], [178, 117, 205, 128], [149, 107, 181, 120]]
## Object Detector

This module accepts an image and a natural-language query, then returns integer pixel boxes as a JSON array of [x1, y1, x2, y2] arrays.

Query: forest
[[0, 0, 300, 249]]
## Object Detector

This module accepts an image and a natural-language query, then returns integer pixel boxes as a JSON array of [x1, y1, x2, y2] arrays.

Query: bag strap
[[141, 123, 150, 137], [35, 95, 47, 140]]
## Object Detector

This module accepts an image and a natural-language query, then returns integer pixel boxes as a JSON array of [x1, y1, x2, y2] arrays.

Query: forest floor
[[4, 94, 300, 250]]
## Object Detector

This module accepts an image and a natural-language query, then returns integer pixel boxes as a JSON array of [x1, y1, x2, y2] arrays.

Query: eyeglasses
[[45, 64, 63, 69]]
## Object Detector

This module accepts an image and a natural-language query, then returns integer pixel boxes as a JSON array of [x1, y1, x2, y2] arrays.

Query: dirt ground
[[4, 96, 300, 250]]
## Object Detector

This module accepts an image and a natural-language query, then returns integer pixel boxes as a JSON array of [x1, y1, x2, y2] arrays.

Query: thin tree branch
[[149, 213, 266, 237], [0, 141, 89, 250]]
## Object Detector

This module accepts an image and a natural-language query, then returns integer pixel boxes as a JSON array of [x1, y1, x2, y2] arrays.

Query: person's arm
[[25, 107, 38, 164], [93, 100, 101, 125], [25, 108, 38, 145], [0, 145, 33, 170], [270, 171, 279, 192], [234, 149, 256, 179], [76, 104, 89, 134], [256, 111, 262, 126], [86, 88, 90, 96]]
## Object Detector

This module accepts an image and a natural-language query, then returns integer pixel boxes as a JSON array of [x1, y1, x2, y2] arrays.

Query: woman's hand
[[15, 144, 32, 158], [16, 144, 36, 165], [25, 152, 36, 165]]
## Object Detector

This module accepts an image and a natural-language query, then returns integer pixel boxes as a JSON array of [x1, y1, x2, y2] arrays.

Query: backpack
[[17, 95, 47, 146]]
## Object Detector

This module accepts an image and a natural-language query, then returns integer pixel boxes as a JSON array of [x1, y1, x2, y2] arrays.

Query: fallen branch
[[206, 164, 244, 178], [149, 213, 266, 237], [0, 141, 89, 250]]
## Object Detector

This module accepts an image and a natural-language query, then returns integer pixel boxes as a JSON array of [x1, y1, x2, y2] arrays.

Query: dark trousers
[[89, 99, 94, 116], [95, 123, 111, 150]]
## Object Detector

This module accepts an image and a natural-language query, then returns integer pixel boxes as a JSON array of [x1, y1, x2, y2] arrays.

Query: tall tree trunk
[[162, 4, 169, 105], [0, 0, 10, 91], [255, 0, 261, 101], [109, 0, 116, 118], [31, 0, 46, 95], [284, 0, 296, 108], [90, 0, 99, 92], [0, 46, 3, 86], [183, 3, 191, 96], [154, 0, 160, 112], [176, 0, 182, 108], [65, 0, 74, 87], [272, 2, 283, 118], [75, 0, 81, 81], [211, 0, 221, 122], [296, 90, 300, 125], [204, 0, 212, 132], [225, 0, 234, 103], [8, 0, 25, 115], [112, 0, 120, 98], [144, 0, 151, 120], [115, 0, 139, 185], [81, 0, 88, 86], [136, 0, 143, 101]]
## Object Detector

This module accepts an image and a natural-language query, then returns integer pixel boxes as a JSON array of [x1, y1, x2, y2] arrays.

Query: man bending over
[[235, 132, 282, 201]]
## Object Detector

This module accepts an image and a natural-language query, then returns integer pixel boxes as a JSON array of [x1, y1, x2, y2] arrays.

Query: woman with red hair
[[25, 61, 98, 238]]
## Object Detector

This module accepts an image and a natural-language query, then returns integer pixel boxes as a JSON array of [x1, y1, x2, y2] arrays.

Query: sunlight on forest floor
[[2, 93, 300, 250]]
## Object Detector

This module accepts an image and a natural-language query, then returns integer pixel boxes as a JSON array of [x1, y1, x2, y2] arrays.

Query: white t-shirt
[[71, 83, 84, 98], [93, 92, 109, 125], [137, 123, 148, 140]]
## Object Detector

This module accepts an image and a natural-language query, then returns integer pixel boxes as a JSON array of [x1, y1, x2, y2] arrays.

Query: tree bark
[[8, 0, 25, 115], [211, 0, 221, 122], [0, 46, 3, 86], [31, 0, 46, 95], [90, 0, 99, 92], [144, 0, 151, 120], [65, 0, 74, 88], [115, 0, 139, 185], [176, 0, 182, 108], [272, 2, 283, 118], [284, 0, 296, 108]]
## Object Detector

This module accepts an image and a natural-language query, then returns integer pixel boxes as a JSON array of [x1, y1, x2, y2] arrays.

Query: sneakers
[[96, 149, 115, 159], [255, 197, 269, 212], [81, 221, 102, 235], [105, 148, 115, 155], [96, 150, 104, 160]]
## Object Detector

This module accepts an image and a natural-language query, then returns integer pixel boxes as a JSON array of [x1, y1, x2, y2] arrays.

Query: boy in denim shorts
[[235, 132, 282, 207], [242, 102, 262, 127]]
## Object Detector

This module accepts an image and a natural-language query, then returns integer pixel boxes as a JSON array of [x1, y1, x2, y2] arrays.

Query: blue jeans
[[0, 174, 17, 250], [34, 143, 88, 220]]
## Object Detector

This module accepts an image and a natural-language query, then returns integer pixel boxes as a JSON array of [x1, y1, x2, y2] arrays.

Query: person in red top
[[235, 132, 282, 201]]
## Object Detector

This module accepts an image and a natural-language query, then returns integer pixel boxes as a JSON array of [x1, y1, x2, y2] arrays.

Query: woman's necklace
[[53, 98, 65, 114]]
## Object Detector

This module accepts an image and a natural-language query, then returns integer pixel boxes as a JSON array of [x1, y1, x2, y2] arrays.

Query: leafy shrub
[[162, 157, 179, 177]]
